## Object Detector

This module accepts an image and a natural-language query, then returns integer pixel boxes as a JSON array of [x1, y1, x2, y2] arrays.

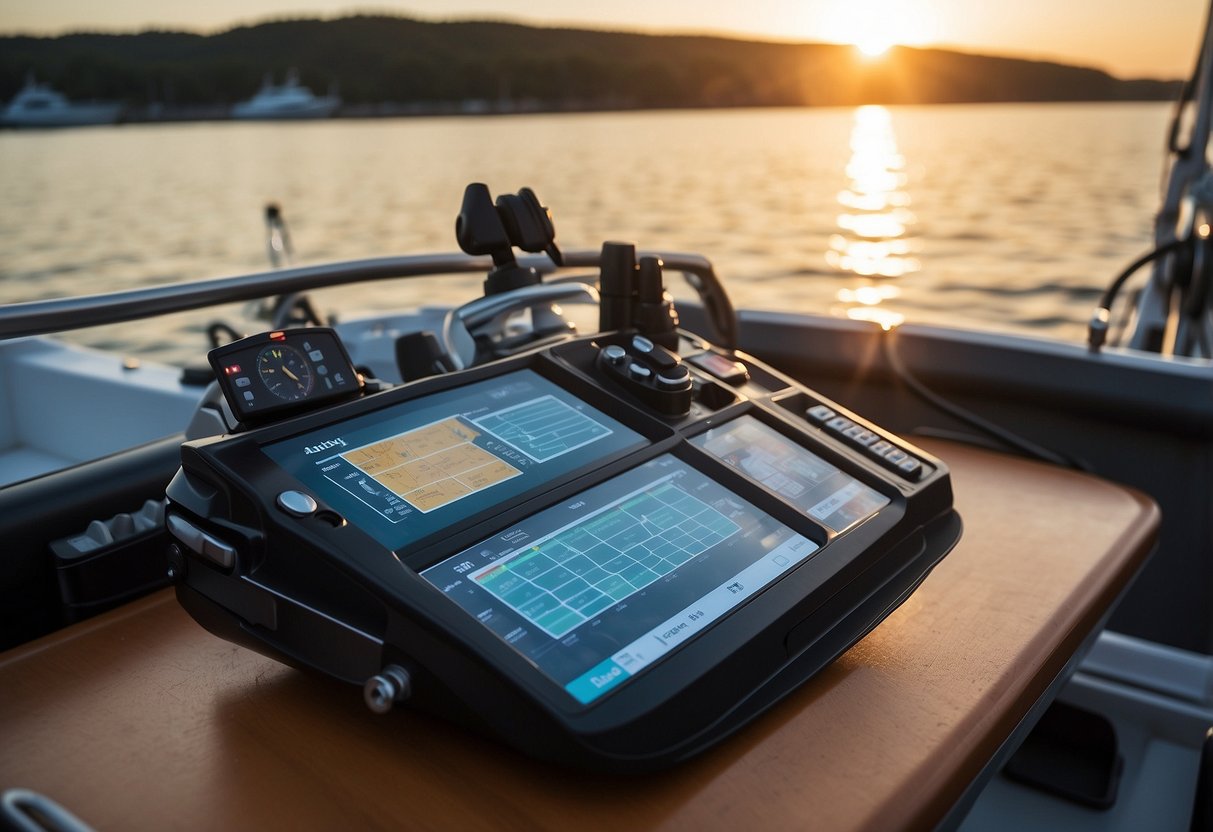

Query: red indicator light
[[224, 364, 242, 375], [270, 331, 285, 341]]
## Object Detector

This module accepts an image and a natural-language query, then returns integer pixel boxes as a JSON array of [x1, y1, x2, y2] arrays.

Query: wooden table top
[[0, 439, 1158, 831]]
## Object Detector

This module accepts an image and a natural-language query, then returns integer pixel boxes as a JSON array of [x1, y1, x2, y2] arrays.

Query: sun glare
[[857, 38, 892, 58], [820, 0, 935, 57]]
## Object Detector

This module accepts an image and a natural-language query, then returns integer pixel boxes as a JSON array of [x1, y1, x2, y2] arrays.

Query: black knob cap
[[395, 330, 457, 382]]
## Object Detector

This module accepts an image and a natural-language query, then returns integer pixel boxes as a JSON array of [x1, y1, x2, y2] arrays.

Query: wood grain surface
[[0, 439, 1158, 831]]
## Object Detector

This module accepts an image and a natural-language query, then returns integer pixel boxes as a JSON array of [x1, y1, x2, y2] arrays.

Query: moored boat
[[230, 69, 341, 120], [0, 75, 121, 127]]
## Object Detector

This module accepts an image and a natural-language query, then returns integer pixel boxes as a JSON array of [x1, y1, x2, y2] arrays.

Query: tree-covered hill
[[0, 15, 1181, 112]]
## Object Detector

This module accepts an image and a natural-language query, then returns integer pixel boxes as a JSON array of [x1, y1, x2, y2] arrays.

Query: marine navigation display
[[692, 416, 888, 532], [263, 370, 646, 551], [422, 454, 818, 706]]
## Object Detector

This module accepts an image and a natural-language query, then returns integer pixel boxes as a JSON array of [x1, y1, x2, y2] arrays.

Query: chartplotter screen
[[692, 415, 888, 532], [422, 454, 819, 705], [263, 370, 647, 551]]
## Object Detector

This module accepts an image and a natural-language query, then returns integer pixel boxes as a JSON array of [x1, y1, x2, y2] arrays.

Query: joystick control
[[596, 334, 693, 418]]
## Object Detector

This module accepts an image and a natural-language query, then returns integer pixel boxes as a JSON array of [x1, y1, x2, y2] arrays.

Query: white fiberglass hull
[[0, 103, 121, 127]]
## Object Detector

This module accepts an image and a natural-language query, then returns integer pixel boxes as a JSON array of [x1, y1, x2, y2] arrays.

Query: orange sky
[[0, 0, 1204, 78]]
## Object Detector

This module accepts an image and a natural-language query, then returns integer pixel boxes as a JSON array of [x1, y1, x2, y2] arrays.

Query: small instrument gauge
[[258, 344, 314, 400], [209, 328, 363, 428]]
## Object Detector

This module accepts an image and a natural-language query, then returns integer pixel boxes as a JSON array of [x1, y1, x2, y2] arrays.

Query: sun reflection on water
[[828, 105, 917, 327]]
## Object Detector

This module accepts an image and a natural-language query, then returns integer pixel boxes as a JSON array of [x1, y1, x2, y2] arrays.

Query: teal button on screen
[[565, 659, 631, 704]]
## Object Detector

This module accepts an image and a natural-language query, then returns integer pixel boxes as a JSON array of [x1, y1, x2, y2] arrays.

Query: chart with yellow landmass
[[341, 417, 521, 513]]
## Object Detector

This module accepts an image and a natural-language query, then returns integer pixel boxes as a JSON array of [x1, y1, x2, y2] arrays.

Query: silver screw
[[363, 665, 412, 714]]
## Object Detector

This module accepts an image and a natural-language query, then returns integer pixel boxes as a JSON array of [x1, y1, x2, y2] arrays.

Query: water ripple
[[0, 102, 1173, 361]]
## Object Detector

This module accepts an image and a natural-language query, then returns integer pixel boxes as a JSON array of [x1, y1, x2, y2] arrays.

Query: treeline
[[0, 15, 1182, 110]]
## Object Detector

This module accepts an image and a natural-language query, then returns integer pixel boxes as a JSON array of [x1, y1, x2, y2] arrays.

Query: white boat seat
[[0, 447, 77, 485]]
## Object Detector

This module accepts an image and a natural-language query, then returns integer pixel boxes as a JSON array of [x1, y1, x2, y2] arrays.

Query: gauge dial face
[[257, 344, 314, 401]]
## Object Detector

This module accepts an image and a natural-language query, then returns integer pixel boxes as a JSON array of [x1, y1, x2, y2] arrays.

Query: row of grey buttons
[[806, 404, 923, 479]]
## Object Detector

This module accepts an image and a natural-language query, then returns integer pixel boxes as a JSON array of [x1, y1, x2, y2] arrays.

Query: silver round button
[[657, 367, 691, 389], [602, 344, 627, 364], [277, 490, 318, 517]]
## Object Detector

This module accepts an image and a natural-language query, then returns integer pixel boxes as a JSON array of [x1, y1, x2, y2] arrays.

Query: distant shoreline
[[0, 98, 1180, 132], [1, 15, 1184, 114], [114, 96, 1182, 125]]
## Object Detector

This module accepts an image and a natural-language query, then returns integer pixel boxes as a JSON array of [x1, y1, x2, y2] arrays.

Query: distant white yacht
[[231, 70, 341, 120], [0, 76, 122, 127]]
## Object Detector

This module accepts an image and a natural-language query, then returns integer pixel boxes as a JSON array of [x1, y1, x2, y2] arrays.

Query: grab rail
[[0, 250, 736, 349]]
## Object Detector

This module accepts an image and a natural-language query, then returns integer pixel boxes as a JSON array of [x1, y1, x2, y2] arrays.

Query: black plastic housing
[[168, 327, 960, 771]]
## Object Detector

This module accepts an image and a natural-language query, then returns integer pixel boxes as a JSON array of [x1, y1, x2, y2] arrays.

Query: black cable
[[882, 328, 1089, 471], [1088, 237, 1191, 351]]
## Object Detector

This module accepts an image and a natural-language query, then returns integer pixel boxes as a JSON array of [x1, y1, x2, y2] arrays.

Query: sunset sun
[[856, 31, 895, 58], [821, 0, 935, 57]]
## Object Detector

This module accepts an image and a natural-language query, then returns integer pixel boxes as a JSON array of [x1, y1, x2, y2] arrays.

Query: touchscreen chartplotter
[[262, 370, 645, 551], [168, 275, 959, 770], [422, 454, 818, 705], [168, 325, 960, 769]]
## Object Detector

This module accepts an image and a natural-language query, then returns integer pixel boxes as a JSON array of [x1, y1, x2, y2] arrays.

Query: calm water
[[0, 103, 1173, 364]]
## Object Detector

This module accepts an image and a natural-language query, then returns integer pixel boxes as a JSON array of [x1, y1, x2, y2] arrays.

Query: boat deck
[[0, 438, 1158, 830]]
